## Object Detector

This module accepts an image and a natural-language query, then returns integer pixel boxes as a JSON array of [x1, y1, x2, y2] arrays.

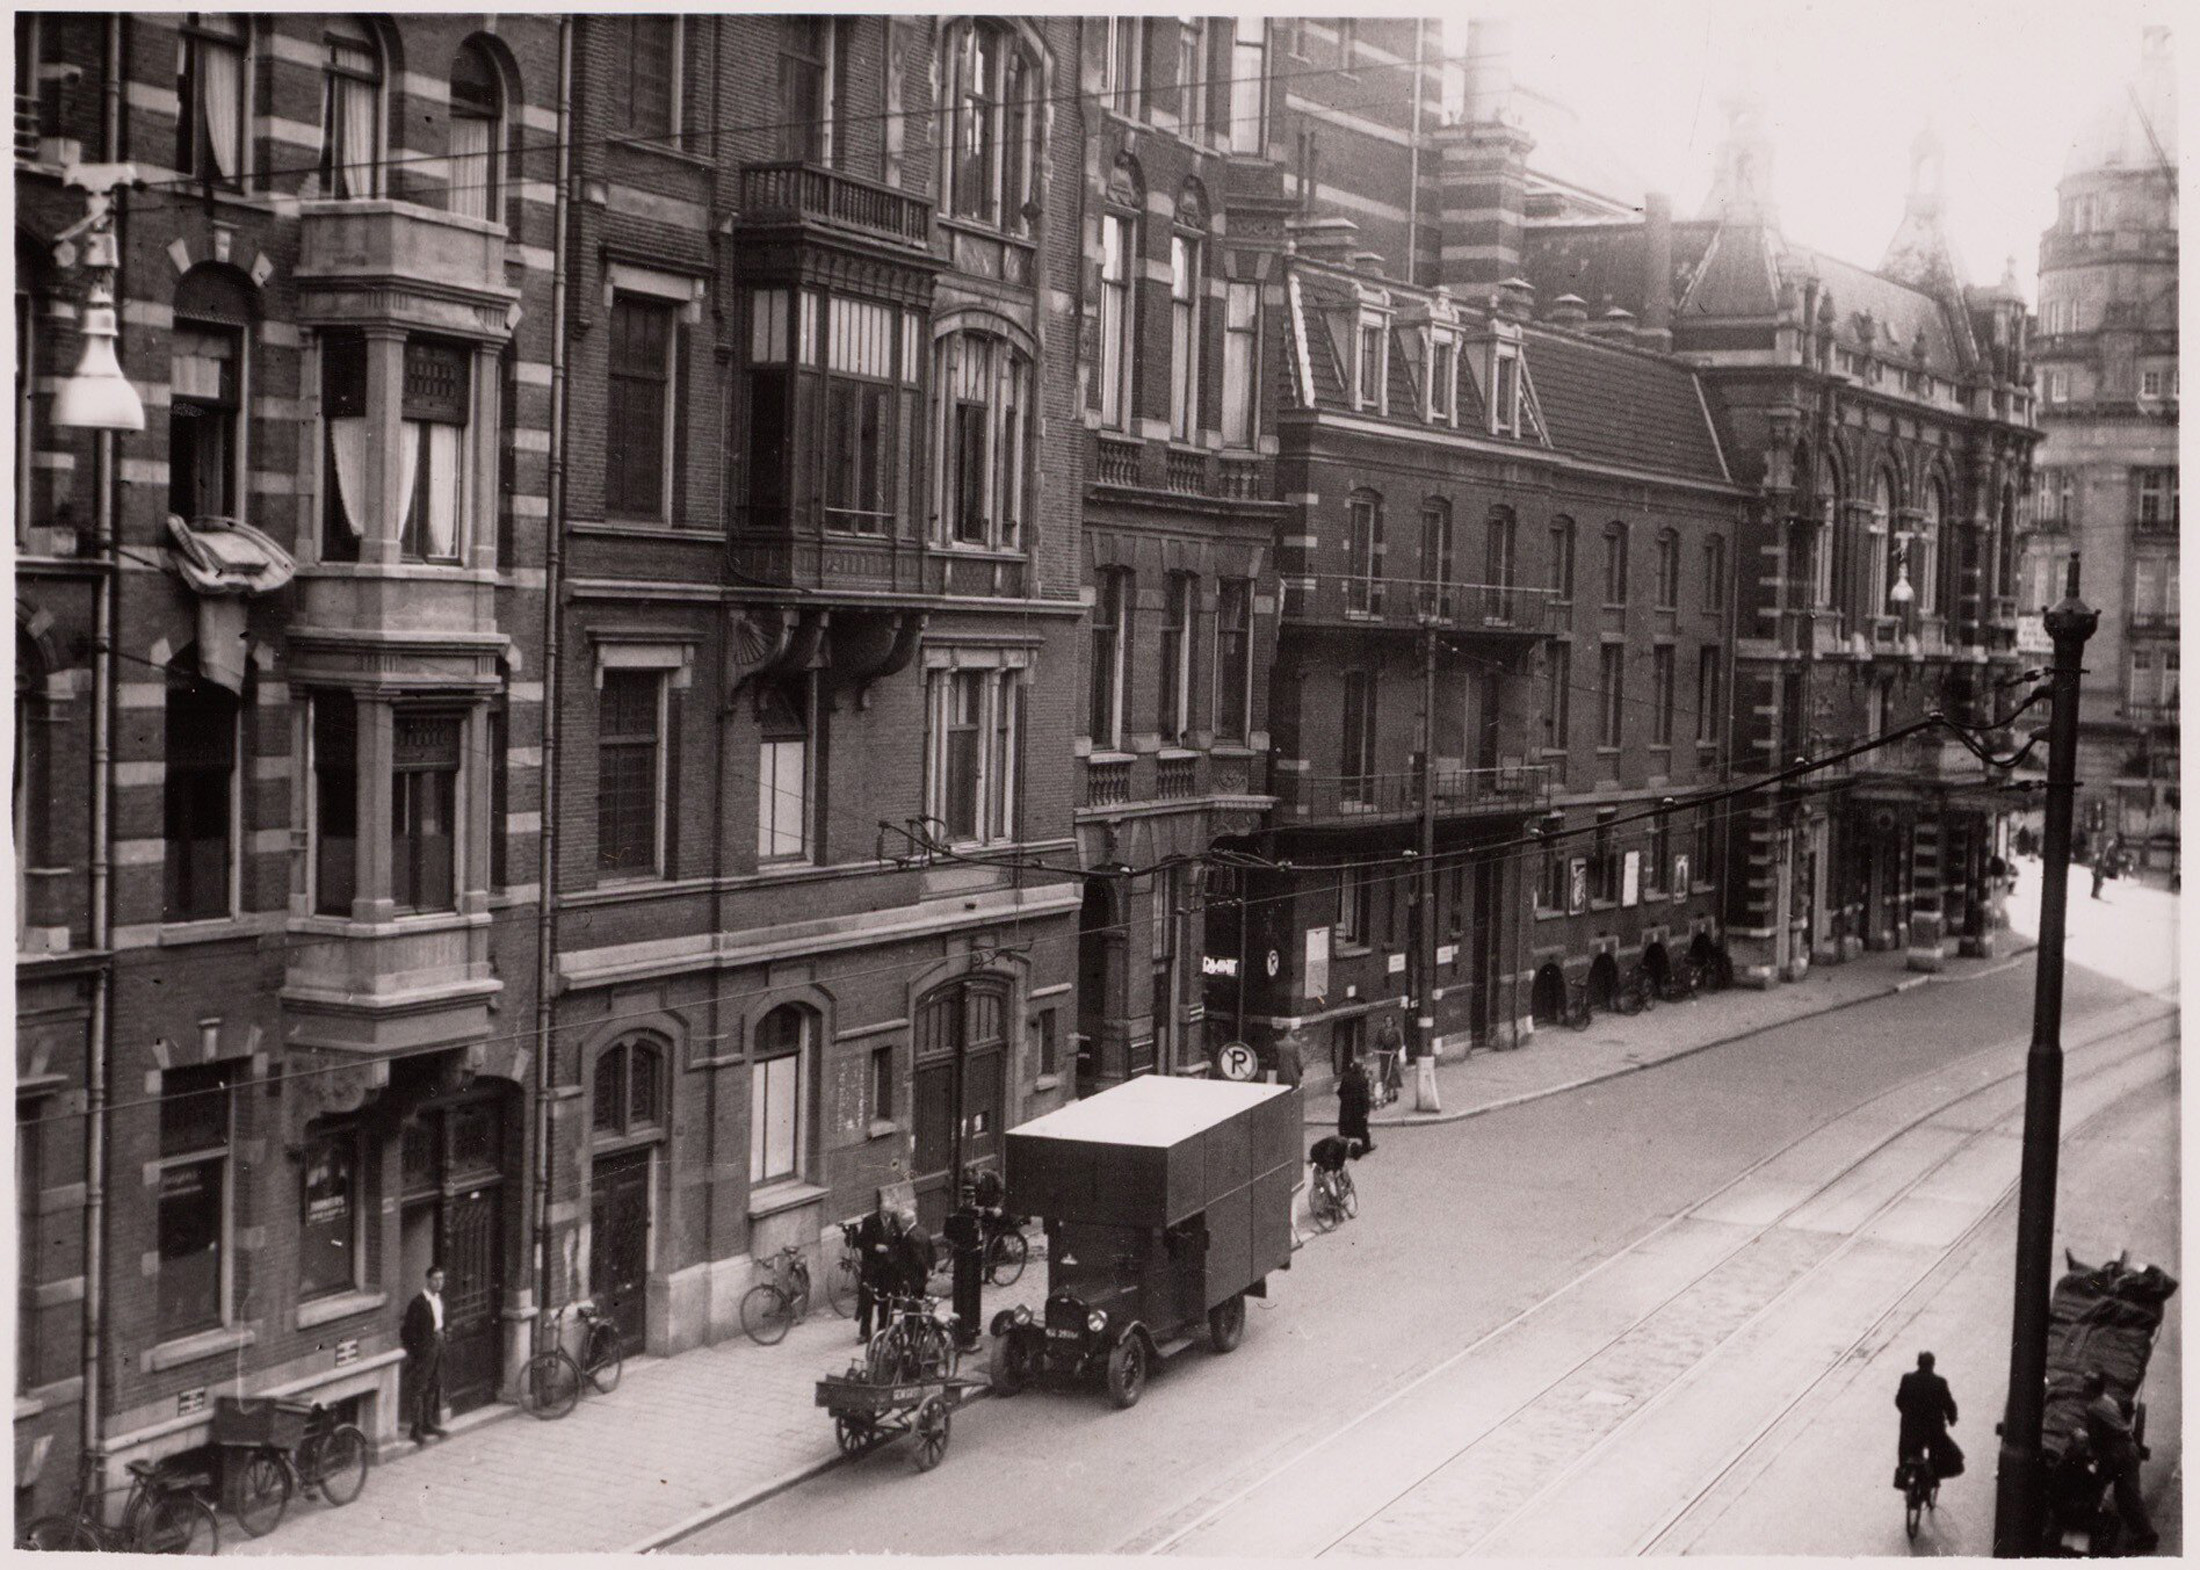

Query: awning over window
[[166, 513, 296, 693]]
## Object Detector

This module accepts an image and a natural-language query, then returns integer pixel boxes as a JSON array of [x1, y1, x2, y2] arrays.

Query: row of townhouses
[[13, 13, 2043, 1514]]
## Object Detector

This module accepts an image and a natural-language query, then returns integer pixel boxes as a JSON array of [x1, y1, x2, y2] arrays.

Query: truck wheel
[[1207, 1292, 1246, 1353], [1106, 1335, 1148, 1409], [991, 1332, 1033, 1396]]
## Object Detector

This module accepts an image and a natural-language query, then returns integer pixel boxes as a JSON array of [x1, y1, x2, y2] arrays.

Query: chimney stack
[[1547, 293, 1590, 328], [1640, 191, 1674, 350], [1588, 306, 1638, 343], [1495, 277, 1536, 322]]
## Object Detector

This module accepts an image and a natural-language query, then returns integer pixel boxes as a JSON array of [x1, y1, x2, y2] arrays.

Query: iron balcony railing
[[1280, 574, 1563, 634], [1272, 761, 1552, 824], [729, 509, 1026, 599]]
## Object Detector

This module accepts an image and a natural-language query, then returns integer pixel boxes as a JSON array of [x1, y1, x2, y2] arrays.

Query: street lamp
[[50, 162, 144, 432]]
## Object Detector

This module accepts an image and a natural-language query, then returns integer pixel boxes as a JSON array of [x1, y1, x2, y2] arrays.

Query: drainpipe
[[531, 15, 573, 1345], [81, 7, 125, 1480]]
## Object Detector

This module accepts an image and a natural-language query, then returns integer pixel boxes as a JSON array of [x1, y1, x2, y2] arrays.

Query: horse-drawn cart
[[2038, 1250, 2178, 1556]]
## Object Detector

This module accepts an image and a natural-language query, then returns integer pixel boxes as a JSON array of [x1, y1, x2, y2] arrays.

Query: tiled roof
[[1790, 246, 1966, 377], [1523, 328, 1729, 485], [1680, 224, 1782, 319], [1520, 220, 1716, 321]]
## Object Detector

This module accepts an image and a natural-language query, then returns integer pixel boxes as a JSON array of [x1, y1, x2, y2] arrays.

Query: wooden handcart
[[814, 1367, 989, 1473]]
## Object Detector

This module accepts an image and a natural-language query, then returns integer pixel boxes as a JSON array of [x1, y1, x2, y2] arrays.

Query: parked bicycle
[[828, 1223, 866, 1318], [741, 1242, 816, 1347], [981, 1209, 1029, 1287], [1613, 963, 1658, 1017], [1659, 955, 1701, 1002], [223, 1398, 370, 1538], [521, 1300, 625, 1420], [19, 1449, 219, 1553], [865, 1292, 959, 1384], [1561, 977, 1595, 1032]]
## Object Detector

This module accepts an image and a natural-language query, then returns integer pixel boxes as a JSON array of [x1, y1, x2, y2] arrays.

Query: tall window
[[621, 17, 680, 141], [1916, 480, 1943, 613], [934, 330, 1032, 549], [1176, 20, 1208, 142], [1603, 521, 1629, 605], [157, 1062, 235, 1337], [1645, 814, 1671, 896], [447, 40, 502, 222], [318, 17, 382, 199], [1420, 499, 1454, 619], [1213, 577, 1252, 743], [1340, 671, 1377, 796], [1598, 643, 1625, 748], [750, 1006, 813, 1186], [948, 23, 1035, 234], [177, 14, 248, 186], [320, 332, 366, 561], [391, 711, 460, 913], [169, 314, 241, 524], [1099, 212, 1136, 429], [593, 1036, 665, 1138], [399, 339, 469, 562], [598, 670, 665, 878], [313, 691, 357, 917], [607, 296, 676, 521], [2038, 468, 2073, 523], [1428, 335, 1458, 425], [778, 18, 838, 164], [822, 296, 906, 535], [1222, 281, 1260, 447], [756, 677, 812, 862], [1169, 233, 1203, 441], [1543, 642, 1571, 749], [1158, 573, 1193, 743], [1551, 517, 1576, 601], [1697, 646, 1722, 744], [1105, 17, 1145, 116], [1812, 463, 1839, 609], [1089, 568, 1130, 748], [299, 1122, 365, 1300], [2138, 467, 2178, 524], [1226, 17, 1265, 153], [1704, 534, 1727, 612], [1655, 529, 1680, 609], [1652, 645, 1676, 746], [165, 659, 239, 923], [1347, 490, 1383, 614], [1491, 346, 1521, 436], [1355, 318, 1388, 413], [1336, 864, 1367, 946], [1486, 506, 1517, 621], [1868, 470, 1896, 612], [928, 667, 1020, 844]]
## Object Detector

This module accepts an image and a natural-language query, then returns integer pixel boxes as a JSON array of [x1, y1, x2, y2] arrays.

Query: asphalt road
[[679, 891, 2178, 1556]]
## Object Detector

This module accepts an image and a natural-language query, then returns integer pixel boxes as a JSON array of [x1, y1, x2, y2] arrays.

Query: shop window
[[299, 1121, 366, 1299]]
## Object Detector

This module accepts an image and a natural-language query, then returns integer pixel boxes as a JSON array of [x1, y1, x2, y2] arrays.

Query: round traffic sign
[[1216, 1041, 1260, 1082]]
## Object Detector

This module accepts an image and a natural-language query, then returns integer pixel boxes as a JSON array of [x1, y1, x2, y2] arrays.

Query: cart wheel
[[911, 1396, 951, 1472], [1207, 1292, 1246, 1354], [834, 1414, 878, 1456], [1106, 1335, 1148, 1410]]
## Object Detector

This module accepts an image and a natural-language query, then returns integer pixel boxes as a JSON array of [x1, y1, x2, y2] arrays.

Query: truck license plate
[[1046, 1327, 1080, 1341]]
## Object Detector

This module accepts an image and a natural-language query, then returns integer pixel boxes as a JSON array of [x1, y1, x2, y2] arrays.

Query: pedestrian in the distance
[[400, 1265, 450, 1445], [1273, 1025, 1305, 1090], [2091, 842, 2113, 899], [1374, 1012, 1406, 1098], [852, 1195, 897, 1342], [943, 1183, 985, 1352], [1337, 1054, 1374, 1156]]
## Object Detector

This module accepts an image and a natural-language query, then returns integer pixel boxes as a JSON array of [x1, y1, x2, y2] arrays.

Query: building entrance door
[[396, 1087, 513, 1416], [911, 976, 1011, 1229], [590, 1149, 652, 1347]]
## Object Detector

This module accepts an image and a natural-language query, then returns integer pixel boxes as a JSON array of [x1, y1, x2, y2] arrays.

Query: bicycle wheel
[[1613, 983, 1643, 1017], [1637, 975, 1657, 1012], [1905, 1488, 1923, 1540], [1310, 1182, 1340, 1232], [1566, 1000, 1593, 1032], [1338, 1169, 1359, 1219], [584, 1320, 624, 1394], [312, 1425, 370, 1506], [984, 1229, 1028, 1287], [234, 1450, 291, 1537], [740, 1283, 794, 1346], [523, 1348, 582, 1419], [20, 1516, 100, 1550], [139, 1494, 219, 1555], [827, 1256, 861, 1318]]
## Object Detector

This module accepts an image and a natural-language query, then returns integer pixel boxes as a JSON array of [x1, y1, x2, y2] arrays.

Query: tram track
[[1139, 996, 2178, 1558]]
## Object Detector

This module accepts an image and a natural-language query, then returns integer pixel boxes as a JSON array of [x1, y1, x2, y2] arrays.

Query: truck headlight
[[1012, 1306, 1031, 1327], [1087, 1310, 1108, 1334]]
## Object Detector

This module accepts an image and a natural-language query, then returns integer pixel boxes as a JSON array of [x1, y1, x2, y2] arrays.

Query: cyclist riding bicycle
[[1894, 1351, 1963, 1489]]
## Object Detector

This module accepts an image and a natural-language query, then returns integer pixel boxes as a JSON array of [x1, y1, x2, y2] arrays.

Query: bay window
[[318, 16, 382, 199], [933, 330, 1032, 549], [177, 13, 248, 187], [928, 666, 1021, 845], [390, 710, 460, 913], [1169, 233, 1203, 441], [1222, 281, 1260, 447], [320, 332, 367, 561], [748, 287, 920, 539], [1100, 212, 1137, 428], [399, 339, 468, 562]]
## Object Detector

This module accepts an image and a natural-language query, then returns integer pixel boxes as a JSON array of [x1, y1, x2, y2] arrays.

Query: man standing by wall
[[400, 1266, 450, 1445]]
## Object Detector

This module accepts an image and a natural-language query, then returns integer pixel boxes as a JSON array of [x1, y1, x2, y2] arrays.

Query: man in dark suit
[[851, 1198, 897, 1343], [400, 1265, 450, 1444], [2081, 1369, 2157, 1552], [1895, 1351, 1961, 1485]]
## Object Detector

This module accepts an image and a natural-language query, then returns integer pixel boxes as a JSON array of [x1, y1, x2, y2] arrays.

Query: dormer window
[[1353, 313, 1389, 415], [1428, 334, 1458, 425], [1491, 344, 1521, 437]]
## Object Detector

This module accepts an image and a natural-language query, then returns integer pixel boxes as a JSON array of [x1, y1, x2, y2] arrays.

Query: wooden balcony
[[1272, 762, 1552, 826], [738, 161, 933, 254]]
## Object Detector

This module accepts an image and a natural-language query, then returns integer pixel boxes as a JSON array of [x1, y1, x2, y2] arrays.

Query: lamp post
[[1991, 553, 2097, 1557], [50, 162, 145, 433]]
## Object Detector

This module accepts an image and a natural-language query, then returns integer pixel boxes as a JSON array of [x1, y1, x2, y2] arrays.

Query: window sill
[[866, 1118, 900, 1140], [297, 1289, 386, 1330], [937, 215, 1036, 253], [1033, 1074, 1061, 1092], [144, 1324, 256, 1374], [156, 915, 262, 948], [1087, 750, 1135, 766], [1334, 942, 1372, 959], [607, 135, 712, 169], [1590, 899, 1616, 912], [748, 1181, 831, 1222], [1535, 906, 1564, 921]]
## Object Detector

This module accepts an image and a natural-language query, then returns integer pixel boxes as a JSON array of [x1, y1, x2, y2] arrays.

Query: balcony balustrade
[[15, 93, 39, 160], [1095, 436, 1141, 488], [1165, 449, 1207, 495], [1156, 754, 1198, 798], [297, 198, 514, 307], [1272, 761, 1551, 825], [737, 161, 933, 252], [1218, 455, 1264, 500], [1084, 756, 1133, 808], [1281, 574, 1561, 636], [730, 508, 1026, 599]]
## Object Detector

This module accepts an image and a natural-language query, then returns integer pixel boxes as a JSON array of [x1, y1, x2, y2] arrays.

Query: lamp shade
[[52, 288, 145, 431]]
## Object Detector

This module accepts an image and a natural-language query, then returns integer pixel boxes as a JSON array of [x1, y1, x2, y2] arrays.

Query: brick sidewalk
[[226, 922, 2035, 1554]]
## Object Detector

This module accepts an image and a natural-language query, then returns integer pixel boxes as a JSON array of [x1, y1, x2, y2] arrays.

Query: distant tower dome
[[2063, 26, 2176, 176]]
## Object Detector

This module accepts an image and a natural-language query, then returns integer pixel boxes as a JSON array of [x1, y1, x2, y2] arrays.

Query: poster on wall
[[1622, 850, 1641, 908], [1567, 859, 1589, 915], [1304, 925, 1331, 1001], [1673, 852, 1690, 893]]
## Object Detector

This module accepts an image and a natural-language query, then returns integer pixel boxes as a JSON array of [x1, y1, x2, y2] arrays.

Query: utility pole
[[1991, 554, 2097, 1557], [1413, 618, 1442, 1112]]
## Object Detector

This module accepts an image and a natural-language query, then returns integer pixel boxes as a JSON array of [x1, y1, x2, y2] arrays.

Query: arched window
[[750, 1004, 815, 1186], [1703, 533, 1727, 613], [170, 266, 254, 526], [1419, 497, 1453, 619], [1869, 470, 1897, 613], [1549, 515, 1576, 602], [1602, 520, 1629, 606], [176, 14, 249, 186], [1098, 157, 1142, 430], [318, 17, 382, 199], [165, 651, 240, 923], [1654, 528, 1681, 609], [932, 329, 1032, 550], [1168, 182, 1208, 441], [592, 1036, 666, 1138], [1917, 478, 1944, 615], [1486, 505, 1517, 620], [448, 39, 503, 223], [945, 22, 1036, 237]]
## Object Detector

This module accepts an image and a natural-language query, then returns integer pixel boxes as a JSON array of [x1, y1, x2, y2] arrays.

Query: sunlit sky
[[1462, 0, 2178, 302]]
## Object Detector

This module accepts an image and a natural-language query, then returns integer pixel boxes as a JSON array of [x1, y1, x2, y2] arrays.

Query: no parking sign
[[1216, 1041, 1260, 1082]]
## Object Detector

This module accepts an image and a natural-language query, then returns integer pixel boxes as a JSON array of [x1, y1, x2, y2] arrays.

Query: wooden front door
[[590, 1149, 652, 1347], [396, 1089, 512, 1416], [911, 977, 1011, 1230]]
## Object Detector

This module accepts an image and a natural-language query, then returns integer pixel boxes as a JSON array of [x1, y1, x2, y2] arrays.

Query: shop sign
[[1567, 858, 1589, 915], [1201, 954, 1239, 978], [1622, 850, 1641, 908], [1304, 926, 1331, 1000], [1386, 952, 1406, 975]]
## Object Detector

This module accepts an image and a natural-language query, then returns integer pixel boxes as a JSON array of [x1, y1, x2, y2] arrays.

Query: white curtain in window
[[327, 417, 369, 537], [425, 422, 462, 557], [396, 419, 423, 544], [329, 61, 376, 198], [448, 112, 491, 220], [201, 41, 243, 180]]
